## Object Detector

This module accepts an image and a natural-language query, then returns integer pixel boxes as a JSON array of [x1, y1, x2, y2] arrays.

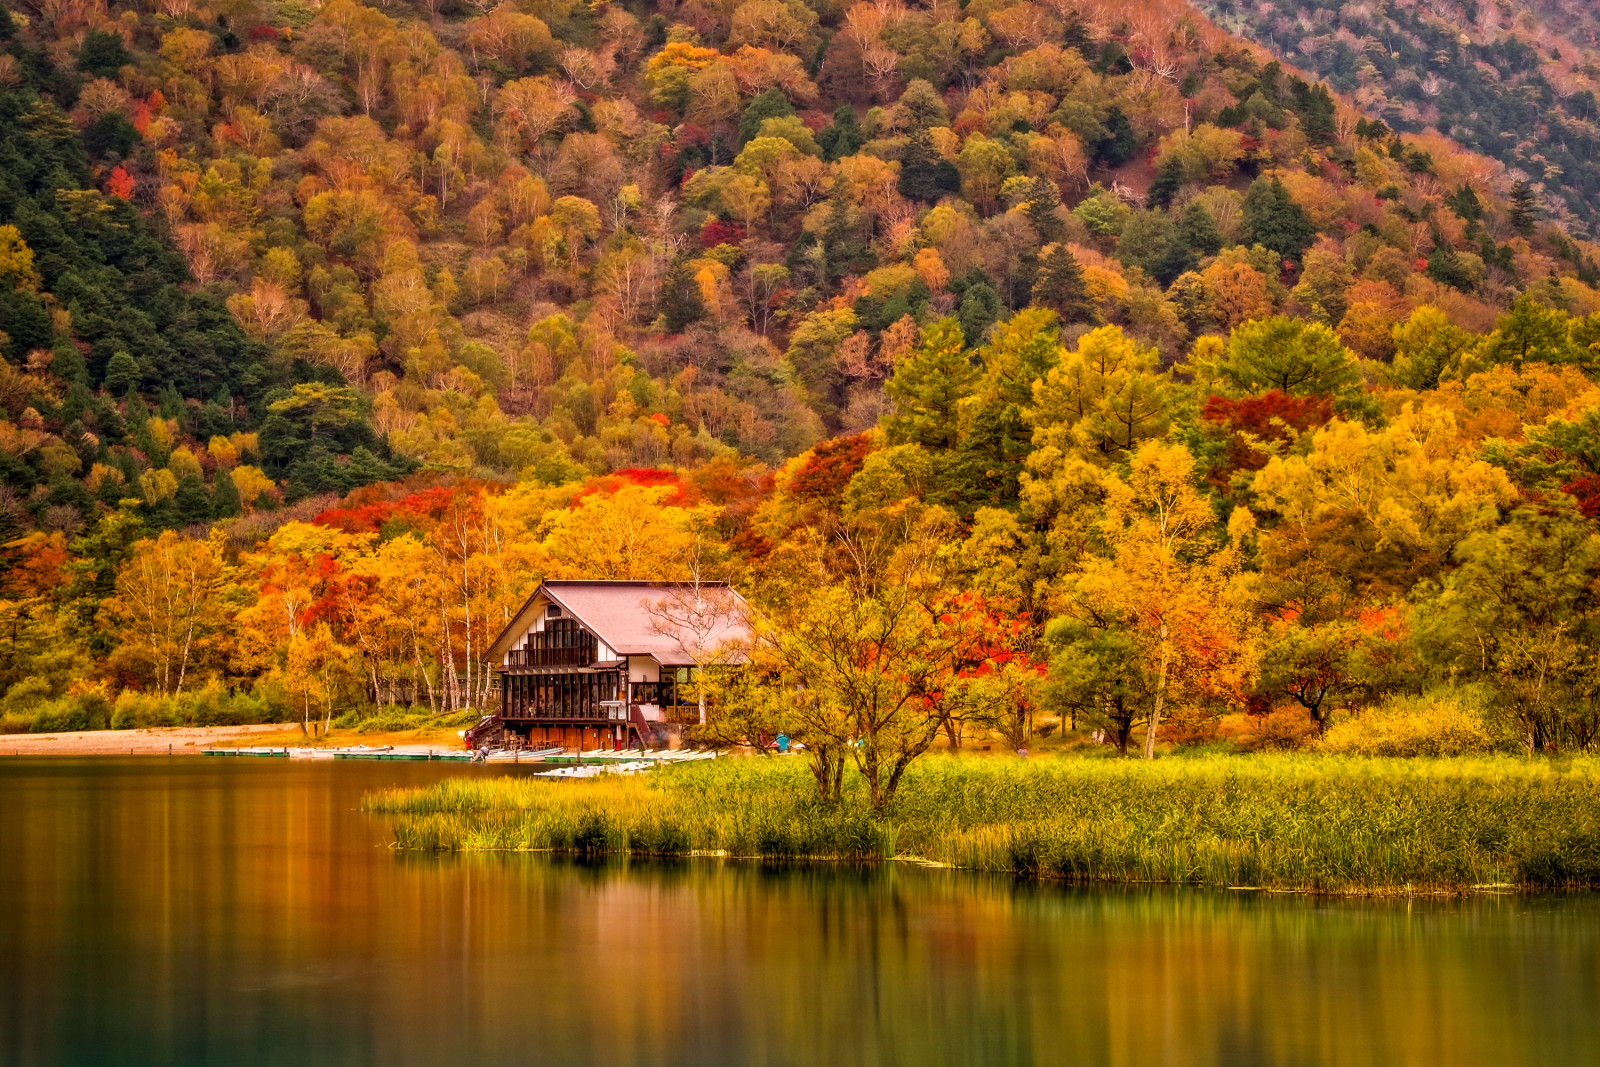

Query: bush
[[107, 685, 292, 730], [0, 682, 113, 734], [1318, 691, 1498, 757], [1233, 706, 1320, 751], [332, 706, 481, 733]]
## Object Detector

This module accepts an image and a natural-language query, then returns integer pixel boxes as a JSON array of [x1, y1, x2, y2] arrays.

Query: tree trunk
[[1143, 628, 1170, 760]]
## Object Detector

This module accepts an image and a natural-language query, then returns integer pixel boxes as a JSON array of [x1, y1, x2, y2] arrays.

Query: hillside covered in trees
[[3, 0, 1600, 758], [1196, 0, 1600, 236]]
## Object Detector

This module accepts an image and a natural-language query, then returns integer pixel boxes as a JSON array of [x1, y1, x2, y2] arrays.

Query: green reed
[[363, 754, 1600, 891]]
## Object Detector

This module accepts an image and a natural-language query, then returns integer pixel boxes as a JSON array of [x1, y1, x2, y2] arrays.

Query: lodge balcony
[[500, 700, 703, 726], [502, 647, 594, 669]]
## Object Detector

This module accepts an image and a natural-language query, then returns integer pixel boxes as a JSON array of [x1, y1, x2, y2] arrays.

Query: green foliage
[[1211, 317, 1361, 399], [1241, 177, 1315, 262], [884, 319, 975, 450], [368, 754, 1600, 891]]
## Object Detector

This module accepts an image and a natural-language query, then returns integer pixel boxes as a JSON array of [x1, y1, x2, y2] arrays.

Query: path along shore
[[4, 724, 316, 756]]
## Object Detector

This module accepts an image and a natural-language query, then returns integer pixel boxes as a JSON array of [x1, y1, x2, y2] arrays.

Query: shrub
[[1233, 706, 1320, 751], [1318, 691, 1498, 757]]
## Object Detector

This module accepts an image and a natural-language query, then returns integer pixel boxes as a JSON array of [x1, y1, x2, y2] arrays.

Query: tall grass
[[363, 754, 1600, 892]]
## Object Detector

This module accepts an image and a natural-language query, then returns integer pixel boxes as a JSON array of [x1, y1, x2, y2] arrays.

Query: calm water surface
[[0, 758, 1596, 1066]]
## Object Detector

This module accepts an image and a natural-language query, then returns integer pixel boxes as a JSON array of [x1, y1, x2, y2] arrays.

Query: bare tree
[[644, 538, 749, 724]]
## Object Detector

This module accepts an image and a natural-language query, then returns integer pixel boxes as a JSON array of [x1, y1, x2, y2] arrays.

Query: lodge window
[[632, 669, 695, 707], [509, 617, 596, 667], [503, 670, 621, 719]]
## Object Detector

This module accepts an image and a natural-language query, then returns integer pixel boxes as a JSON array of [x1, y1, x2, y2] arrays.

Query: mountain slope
[[1194, 0, 1600, 235]]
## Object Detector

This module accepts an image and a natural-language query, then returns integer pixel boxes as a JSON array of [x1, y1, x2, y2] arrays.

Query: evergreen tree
[[1450, 185, 1484, 223], [102, 351, 140, 395], [347, 446, 392, 486], [1031, 245, 1093, 323], [1023, 176, 1064, 242], [1094, 106, 1136, 166], [820, 183, 874, 285], [211, 466, 242, 518], [1178, 202, 1223, 257], [77, 29, 131, 79], [897, 128, 943, 203], [1148, 155, 1186, 209], [1509, 181, 1538, 236], [817, 105, 863, 162], [172, 473, 213, 526], [958, 282, 1003, 343], [737, 89, 795, 148], [1241, 176, 1316, 261], [1426, 247, 1476, 292], [657, 256, 707, 332], [157, 384, 185, 420], [884, 319, 977, 450]]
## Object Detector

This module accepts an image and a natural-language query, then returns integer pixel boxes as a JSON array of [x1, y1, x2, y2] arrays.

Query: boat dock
[[201, 746, 716, 771]]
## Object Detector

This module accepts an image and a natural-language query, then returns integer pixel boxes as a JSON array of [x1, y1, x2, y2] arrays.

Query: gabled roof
[[488, 580, 753, 667]]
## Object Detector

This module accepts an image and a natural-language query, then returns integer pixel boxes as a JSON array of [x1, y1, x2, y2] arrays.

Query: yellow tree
[[541, 485, 720, 580], [101, 531, 226, 697], [1057, 443, 1256, 757], [284, 623, 358, 737]]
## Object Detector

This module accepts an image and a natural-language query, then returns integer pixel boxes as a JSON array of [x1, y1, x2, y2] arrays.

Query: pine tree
[[737, 88, 794, 148], [820, 182, 873, 285], [1509, 182, 1538, 236], [958, 283, 1002, 343], [103, 351, 140, 395], [657, 256, 707, 332], [211, 466, 242, 518], [172, 473, 212, 526], [897, 128, 943, 203], [1023, 176, 1064, 242], [1148, 155, 1186, 209], [1178, 202, 1223, 257], [884, 319, 976, 450], [817, 105, 863, 162], [1241, 176, 1315, 261], [1031, 245, 1093, 323], [347, 446, 391, 486]]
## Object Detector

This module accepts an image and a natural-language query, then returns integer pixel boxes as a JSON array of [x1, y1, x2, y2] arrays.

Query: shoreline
[[0, 723, 477, 757], [365, 754, 1600, 893], [0, 723, 292, 756]]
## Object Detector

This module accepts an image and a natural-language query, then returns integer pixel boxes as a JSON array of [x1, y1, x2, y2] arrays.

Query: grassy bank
[[363, 754, 1600, 893]]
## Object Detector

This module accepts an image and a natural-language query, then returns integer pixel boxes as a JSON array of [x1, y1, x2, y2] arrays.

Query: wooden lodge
[[481, 580, 751, 750]]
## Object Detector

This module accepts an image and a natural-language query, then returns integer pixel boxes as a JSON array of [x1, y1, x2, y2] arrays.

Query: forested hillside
[[2, 0, 1600, 757], [1196, 0, 1600, 235]]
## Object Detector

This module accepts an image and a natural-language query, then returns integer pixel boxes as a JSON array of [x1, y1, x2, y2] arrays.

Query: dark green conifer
[[1030, 245, 1093, 323]]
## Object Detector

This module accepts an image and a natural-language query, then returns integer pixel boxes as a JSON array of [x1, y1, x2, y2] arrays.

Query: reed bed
[[363, 754, 1600, 892]]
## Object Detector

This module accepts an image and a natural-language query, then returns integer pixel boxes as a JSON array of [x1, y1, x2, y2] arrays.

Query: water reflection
[[0, 758, 1595, 1066]]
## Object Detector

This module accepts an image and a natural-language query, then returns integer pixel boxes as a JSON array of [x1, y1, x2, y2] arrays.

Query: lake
[[0, 758, 1595, 1066]]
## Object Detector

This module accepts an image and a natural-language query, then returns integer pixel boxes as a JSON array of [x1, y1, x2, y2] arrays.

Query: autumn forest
[[3, 0, 1600, 767]]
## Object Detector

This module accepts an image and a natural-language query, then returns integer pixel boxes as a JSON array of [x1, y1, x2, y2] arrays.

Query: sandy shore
[[0, 723, 292, 756]]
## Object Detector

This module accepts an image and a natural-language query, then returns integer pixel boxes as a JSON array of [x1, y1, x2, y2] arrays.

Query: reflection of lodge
[[482, 581, 750, 751]]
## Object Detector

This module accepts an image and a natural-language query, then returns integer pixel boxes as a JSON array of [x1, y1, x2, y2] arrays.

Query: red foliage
[[1203, 391, 1334, 489], [649, 411, 670, 427], [104, 165, 135, 200], [1203, 390, 1333, 439], [1357, 604, 1408, 642], [701, 219, 745, 247], [676, 123, 711, 147], [571, 467, 697, 508], [313, 486, 480, 533], [1562, 474, 1600, 519], [246, 24, 283, 41], [786, 434, 872, 501]]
